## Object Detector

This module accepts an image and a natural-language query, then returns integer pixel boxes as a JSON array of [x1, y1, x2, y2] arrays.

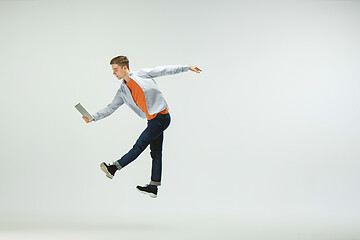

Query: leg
[[114, 113, 170, 170], [115, 122, 164, 169], [150, 132, 163, 186]]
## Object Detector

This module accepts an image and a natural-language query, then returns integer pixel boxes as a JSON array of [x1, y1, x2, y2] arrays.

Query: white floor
[[1, 221, 359, 240]]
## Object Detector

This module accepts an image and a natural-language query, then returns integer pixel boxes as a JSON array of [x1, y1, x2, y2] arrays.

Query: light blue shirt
[[93, 65, 190, 121]]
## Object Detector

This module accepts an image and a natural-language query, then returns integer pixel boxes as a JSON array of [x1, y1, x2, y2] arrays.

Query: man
[[83, 56, 202, 198]]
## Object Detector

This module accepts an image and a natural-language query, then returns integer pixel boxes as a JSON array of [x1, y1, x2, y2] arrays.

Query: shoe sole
[[100, 162, 114, 179], [136, 188, 157, 198]]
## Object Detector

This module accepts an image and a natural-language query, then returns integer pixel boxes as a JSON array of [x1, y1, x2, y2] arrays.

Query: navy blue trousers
[[115, 113, 171, 186]]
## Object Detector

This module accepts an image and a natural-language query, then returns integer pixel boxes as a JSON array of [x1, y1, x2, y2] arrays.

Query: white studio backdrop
[[0, 0, 359, 235]]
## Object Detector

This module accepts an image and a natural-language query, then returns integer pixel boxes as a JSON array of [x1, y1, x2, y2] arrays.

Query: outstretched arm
[[137, 65, 202, 78], [83, 90, 124, 123]]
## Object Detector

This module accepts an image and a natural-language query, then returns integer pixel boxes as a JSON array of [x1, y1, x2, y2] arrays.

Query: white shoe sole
[[137, 188, 157, 198], [100, 163, 113, 179]]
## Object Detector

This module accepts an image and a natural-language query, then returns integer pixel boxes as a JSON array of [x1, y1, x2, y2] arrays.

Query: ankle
[[148, 184, 158, 190]]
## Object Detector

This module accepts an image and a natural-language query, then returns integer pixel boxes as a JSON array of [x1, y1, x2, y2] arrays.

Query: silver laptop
[[75, 103, 94, 121]]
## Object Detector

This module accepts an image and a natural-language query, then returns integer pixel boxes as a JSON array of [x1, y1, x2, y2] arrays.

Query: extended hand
[[189, 66, 202, 73], [82, 116, 94, 123]]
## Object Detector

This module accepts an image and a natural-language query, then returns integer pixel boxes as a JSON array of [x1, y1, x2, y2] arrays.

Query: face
[[111, 64, 128, 80]]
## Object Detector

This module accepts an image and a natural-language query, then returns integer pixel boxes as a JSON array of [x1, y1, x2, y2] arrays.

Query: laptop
[[75, 103, 94, 121]]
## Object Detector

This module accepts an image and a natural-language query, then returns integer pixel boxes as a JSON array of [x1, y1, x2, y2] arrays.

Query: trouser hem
[[150, 181, 161, 186], [114, 161, 122, 170]]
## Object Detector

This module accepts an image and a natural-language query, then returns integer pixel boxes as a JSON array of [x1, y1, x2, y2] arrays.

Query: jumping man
[[83, 56, 202, 198]]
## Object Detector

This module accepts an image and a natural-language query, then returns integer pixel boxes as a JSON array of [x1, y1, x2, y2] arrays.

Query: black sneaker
[[100, 162, 117, 179], [136, 185, 158, 198]]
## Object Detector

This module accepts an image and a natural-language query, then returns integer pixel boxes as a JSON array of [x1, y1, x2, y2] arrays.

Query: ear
[[123, 65, 128, 71]]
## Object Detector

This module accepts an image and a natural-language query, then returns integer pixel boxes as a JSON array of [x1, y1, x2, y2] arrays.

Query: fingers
[[82, 116, 89, 123], [193, 67, 202, 73], [195, 67, 202, 73], [190, 66, 202, 73]]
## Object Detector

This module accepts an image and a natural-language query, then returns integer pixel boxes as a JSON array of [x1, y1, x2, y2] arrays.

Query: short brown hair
[[110, 56, 129, 70]]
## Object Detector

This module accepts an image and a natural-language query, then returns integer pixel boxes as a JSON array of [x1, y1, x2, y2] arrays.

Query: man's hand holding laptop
[[83, 116, 94, 123]]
